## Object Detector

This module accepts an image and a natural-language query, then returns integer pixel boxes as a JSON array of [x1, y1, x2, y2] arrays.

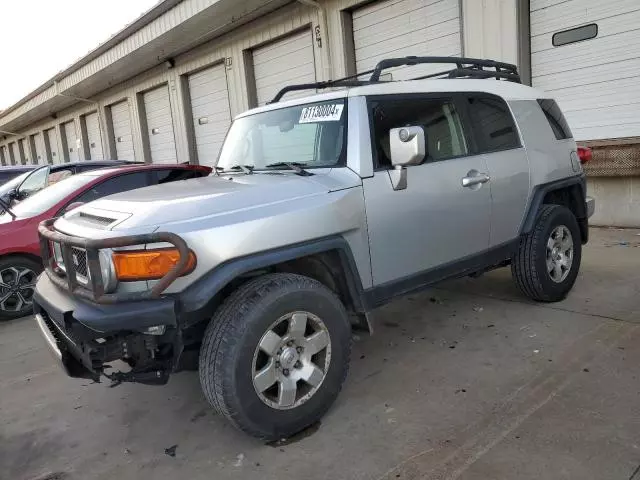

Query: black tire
[[512, 204, 582, 302], [199, 273, 351, 440], [0, 255, 42, 321]]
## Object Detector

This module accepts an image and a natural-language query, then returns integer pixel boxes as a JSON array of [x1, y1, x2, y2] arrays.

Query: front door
[[363, 95, 491, 287]]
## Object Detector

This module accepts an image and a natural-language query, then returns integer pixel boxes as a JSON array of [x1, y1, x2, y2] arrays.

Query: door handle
[[461, 172, 490, 188]]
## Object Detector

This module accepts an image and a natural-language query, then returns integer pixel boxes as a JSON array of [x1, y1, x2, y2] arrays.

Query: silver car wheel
[[0, 266, 37, 313], [546, 225, 574, 283], [252, 311, 332, 410]]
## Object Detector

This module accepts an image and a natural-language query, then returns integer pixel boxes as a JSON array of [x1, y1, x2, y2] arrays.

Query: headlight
[[99, 249, 118, 292], [112, 248, 197, 282]]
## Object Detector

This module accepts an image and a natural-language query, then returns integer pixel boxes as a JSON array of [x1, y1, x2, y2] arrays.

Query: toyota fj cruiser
[[34, 57, 595, 440]]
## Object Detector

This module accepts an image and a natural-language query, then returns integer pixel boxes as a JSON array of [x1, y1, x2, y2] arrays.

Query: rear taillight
[[577, 146, 592, 164]]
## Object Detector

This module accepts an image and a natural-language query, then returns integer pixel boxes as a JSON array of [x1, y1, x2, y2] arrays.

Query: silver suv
[[34, 57, 595, 440]]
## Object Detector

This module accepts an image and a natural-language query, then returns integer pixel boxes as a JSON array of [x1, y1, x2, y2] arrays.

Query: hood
[[65, 169, 361, 230]]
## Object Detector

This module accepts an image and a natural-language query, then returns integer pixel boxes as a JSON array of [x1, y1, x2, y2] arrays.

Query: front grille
[[71, 247, 89, 280], [52, 242, 90, 286]]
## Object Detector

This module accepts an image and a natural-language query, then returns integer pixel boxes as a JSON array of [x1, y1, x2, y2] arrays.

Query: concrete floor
[[1, 228, 639, 480]]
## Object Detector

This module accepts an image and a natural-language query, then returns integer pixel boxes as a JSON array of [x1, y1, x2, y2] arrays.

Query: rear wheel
[[199, 273, 351, 440], [512, 204, 582, 302], [0, 256, 41, 320]]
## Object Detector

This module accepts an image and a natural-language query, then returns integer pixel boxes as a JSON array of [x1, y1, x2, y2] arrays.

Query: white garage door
[[9, 142, 18, 165], [32, 133, 46, 164], [0, 146, 7, 166], [45, 128, 61, 164], [352, 0, 462, 80], [252, 29, 316, 106], [143, 85, 177, 163], [188, 64, 232, 166], [531, 0, 640, 140], [63, 121, 79, 162], [110, 101, 135, 161], [84, 112, 104, 160]]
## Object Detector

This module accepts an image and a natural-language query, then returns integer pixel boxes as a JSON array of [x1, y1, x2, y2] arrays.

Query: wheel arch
[[177, 236, 367, 331], [521, 176, 588, 243], [0, 252, 43, 266]]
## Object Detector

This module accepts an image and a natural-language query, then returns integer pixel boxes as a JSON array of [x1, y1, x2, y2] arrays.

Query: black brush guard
[[38, 218, 190, 304]]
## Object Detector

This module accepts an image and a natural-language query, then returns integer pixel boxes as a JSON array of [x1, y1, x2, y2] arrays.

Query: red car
[[0, 163, 211, 320]]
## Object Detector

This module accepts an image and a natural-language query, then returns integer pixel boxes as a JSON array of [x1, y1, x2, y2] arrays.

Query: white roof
[[240, 79, 547, 117]]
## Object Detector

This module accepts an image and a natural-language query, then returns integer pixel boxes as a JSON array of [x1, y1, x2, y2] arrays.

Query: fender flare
[[175, 235, 366, 326], [520, 175, 588, 239]]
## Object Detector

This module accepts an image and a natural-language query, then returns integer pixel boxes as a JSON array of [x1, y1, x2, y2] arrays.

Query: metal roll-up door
[[18, 139, 29, 164], [252, 29, 316, 106], [531, 0, 640, 140], [9, 142, 18, 165], [63, 121, 79, 162], [0, 146, 6, 166], [143, 85, 177, 163], [110, 101, 135, 161], [352, 0, 462, 80], [84, 112, 104, 160], [32, 133, 46, 164], [45, 128, 61, 164], [188, 64, 232, 166]]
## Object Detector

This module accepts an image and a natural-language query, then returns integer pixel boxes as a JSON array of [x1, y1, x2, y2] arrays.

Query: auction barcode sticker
[[299, 104, 344, 123]]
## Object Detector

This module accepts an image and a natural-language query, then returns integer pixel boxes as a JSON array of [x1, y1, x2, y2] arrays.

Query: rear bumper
[[586, 196, 595, 218]]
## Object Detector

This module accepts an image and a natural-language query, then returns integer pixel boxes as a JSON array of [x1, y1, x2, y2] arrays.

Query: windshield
[[216, 99, 347, 171], [6, 174, 96, 218]]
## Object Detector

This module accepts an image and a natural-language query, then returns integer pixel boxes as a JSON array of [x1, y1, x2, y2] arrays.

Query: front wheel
[[512, 204, 582, 302], [0, 256, 42, 321], [199, 273, 351, 440]]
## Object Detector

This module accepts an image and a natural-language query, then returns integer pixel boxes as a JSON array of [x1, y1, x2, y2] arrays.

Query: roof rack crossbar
[[269, 56, 521, 103], [370, 56, 520, 83]]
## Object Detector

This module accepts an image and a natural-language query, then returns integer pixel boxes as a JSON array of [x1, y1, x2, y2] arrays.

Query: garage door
[[84, 112, 104, 160], [188, 64, 232, 166], [110, 101, 135, 161], [18, 139, 30, 164], [531, 0, 640, 140], [9, 142, 18, 165], [352, 0, 461, 80], [0, 146, 6, 166], [45, 128, 61, 164], [143, 85, 177, 163], [63, 121, 79, 162], [32, 133, 46, 164], [252, 29, 316, 105]]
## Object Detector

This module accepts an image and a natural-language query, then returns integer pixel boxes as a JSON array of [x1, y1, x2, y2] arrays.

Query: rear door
[[463, 94, 530, 247], [363, 95, 491, 287]]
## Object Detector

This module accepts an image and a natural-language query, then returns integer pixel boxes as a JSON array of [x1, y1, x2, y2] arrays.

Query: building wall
[[588, 177, 640, 228]]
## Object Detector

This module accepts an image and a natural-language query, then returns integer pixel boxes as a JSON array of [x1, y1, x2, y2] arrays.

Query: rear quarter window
[[466, 96, 521, 153], [537, 99, 573, 140]]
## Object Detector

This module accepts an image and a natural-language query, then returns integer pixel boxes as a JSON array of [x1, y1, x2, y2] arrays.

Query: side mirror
[[388, 126, 426, 191], [6, 188, 17, 200]]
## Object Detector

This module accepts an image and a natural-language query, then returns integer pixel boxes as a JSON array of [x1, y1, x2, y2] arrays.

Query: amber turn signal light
[[112, 248, 196, 281]]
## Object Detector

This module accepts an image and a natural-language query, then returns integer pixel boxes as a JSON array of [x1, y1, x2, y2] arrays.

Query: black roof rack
[[269, 56, 521, 103]]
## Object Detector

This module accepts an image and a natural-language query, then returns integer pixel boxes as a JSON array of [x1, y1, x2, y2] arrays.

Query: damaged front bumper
[[33, 274, 181, 385], [34, 218, 193, 385]]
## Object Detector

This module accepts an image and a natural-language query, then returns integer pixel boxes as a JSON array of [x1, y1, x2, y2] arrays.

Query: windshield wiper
[[264, 162, 313, 176], [215, 165, 254, 174], [0, 198, 16, 219]]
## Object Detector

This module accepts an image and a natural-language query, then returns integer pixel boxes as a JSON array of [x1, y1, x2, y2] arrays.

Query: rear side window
[[538, 99, 573, 140], [466, 96, 520, 153], [73, 172, 150, 204], [154, 168, 205, 184]]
